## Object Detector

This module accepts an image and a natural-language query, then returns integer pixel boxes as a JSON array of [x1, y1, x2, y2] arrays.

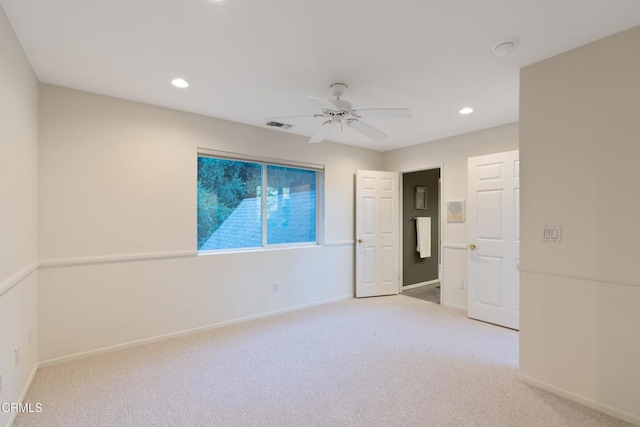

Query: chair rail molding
[[0, 261, 39, 297], [517, 265, 640, 288], [39, 250, 197, 269], [442, 243, 468, 250], [324, 240, 355, 247]]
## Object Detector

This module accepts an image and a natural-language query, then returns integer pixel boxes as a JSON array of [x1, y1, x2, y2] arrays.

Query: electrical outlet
[[272, 283, 279, 293], [15, 347, 20, 368]]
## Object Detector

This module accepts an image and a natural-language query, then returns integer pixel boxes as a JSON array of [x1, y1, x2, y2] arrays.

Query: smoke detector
[[492, 39, 517, 57]]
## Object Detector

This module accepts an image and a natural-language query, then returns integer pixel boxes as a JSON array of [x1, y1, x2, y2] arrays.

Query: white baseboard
[[17, 363, 38, 406], [40, 294, 353, 368], [516, 373, 640, 426], [6, 362, 39, 427]]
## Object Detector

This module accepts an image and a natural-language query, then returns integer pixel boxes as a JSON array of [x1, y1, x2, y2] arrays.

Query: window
[[197, 157, 262, 250], [197, 154, 322, 251]]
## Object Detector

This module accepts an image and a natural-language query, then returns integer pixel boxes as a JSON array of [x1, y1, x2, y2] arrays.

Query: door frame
[[398, 163, 445, 302]]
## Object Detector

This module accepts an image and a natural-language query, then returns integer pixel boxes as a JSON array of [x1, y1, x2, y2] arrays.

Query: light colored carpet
[[16, 296, 630, 427], [403, 283, 440, 304]]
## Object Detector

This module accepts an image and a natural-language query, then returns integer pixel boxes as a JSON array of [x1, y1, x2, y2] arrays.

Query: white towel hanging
[[416, 217, 431, 258]]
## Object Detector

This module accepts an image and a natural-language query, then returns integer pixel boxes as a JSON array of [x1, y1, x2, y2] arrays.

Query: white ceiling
[[2, 0, 639, 151]]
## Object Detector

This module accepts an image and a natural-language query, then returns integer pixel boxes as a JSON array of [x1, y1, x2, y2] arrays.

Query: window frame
[[197, 148, 324, 254]]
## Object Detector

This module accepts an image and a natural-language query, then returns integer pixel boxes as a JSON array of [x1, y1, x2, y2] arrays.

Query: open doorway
[[401, 168, 441, 304]]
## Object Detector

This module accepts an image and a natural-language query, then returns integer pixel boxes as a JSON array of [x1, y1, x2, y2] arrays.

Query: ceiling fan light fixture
[[330, 83, 348, 98], [171, 78, 189, 89], [265, 83, 410, 144], [459, 107, 474, 115]]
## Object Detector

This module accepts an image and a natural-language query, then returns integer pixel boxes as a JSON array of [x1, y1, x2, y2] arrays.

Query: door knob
[[358, 239, 365, 244], [469, 244, 477, 250]]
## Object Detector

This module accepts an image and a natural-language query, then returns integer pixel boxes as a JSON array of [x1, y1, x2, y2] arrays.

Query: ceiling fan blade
[[353, 108, 411, 119], [309, 96, 340, 111], [265, 114, 317, 121], [347, 120, 388, 141], [309, 124, 330, 144]]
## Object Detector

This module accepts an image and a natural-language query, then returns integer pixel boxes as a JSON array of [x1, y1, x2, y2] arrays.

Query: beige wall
[[7, 6, 638, 424], [37, 84, 383, 362], [384, 123, 519, 309], [0, 5, 39, 427], [519, 25, 640, 424]]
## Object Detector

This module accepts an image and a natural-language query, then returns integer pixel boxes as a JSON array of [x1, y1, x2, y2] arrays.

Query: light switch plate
[[542, 225, 562, 243]]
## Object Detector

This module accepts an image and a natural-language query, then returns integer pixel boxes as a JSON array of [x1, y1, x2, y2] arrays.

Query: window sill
[[197, 243, 322, 256]]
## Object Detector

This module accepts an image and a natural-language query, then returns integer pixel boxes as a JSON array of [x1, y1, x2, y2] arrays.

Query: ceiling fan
[[266, 83, 411, 144]]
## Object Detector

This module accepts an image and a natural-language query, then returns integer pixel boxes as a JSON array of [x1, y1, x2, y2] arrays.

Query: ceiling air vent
[[265, 121, 293, 129]]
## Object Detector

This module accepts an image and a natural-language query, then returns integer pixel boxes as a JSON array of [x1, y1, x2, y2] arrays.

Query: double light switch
[[542, 225, 561, 243]]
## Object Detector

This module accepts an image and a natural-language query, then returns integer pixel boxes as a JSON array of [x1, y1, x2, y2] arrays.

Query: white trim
[[442, 302, 467, 312], [324, 240, 355, 247], [442, 243, 468, 250], [39, 294, 353, 368], [317, 170, 326, 246], [399, 172, 404, 293], [0, 262, 38, 298], [17, 363, 38, 403], [197, 244, 326, 257], [518, 266, 640, 288], [6, 362, 39, 427], [38, 251, 197, 269], [198, 147, 324, 171], [398, 163, 444, 174], [516, 373, 640, 426], [402, 279, 440, 291], [261, 163, 268, 247], [259, 241, 318, 249]]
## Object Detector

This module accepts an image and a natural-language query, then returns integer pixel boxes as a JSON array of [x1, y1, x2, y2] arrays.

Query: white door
[[355, 170, 400, 298], [467, 150, 519, 329]]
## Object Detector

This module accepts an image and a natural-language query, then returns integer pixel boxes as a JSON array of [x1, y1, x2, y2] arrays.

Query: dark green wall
[[402, 168, 440, 286]]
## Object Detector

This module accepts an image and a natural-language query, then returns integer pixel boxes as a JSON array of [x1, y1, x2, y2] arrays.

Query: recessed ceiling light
[[459, 107, 474, 115], [171, 78, 189, 89]]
